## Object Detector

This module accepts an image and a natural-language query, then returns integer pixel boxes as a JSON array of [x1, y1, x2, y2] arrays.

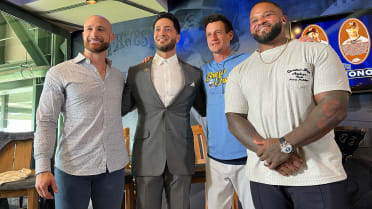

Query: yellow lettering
[[206, 69, 228, 87], [223, 77, 228, 84], [206, 72, 215, 82]]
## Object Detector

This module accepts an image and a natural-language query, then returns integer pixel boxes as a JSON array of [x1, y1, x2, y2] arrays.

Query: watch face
[[284, 146, 292, 153]]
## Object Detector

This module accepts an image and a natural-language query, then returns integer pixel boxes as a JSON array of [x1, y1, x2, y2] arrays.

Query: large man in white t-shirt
[[225, 1, 351, 209]]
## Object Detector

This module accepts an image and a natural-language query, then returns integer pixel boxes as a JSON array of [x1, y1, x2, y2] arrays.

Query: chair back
[[0, 138, 33, 173], [123, 128, 130, 169], [192, 125, 207, 165], [123, 128, 130, 154], [334, 126, 366, 158]]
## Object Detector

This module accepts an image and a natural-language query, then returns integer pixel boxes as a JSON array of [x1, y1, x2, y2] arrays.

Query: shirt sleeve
[[313, 45, 351, 95], [34, 67, 65, 174], [224, 66, 249, 114]]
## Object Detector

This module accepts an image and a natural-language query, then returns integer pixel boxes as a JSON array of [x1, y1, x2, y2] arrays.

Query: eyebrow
[[155, 26, 172, 28], [250, 10, 277, 20], [207, 29, 223, 33], [85, 24, 105, 27]]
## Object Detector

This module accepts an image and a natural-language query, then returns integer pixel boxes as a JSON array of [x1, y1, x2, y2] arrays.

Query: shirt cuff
[[35, 158, 51, 175]]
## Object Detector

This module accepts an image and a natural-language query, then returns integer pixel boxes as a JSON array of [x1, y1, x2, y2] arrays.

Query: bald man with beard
[[34, 15, 128, 209]]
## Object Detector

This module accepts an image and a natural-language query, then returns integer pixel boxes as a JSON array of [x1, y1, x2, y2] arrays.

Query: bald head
[[249, 1, 287, 46], [82, 15, 114, 54], [84, 15, 112, 33], [250, 1, 283, 18]]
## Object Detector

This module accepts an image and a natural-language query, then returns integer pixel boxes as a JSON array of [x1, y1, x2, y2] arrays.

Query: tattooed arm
[[283, 90, 349, 147], [256, 90, 349, 169]]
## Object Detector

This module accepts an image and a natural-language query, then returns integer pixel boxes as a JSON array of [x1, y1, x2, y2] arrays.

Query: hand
[[275, 152, 303, 176], [35, 171, 58, 199], [255, 138, 290, 169], [298, 35, 317, 43], [141, 56, 153, 63]]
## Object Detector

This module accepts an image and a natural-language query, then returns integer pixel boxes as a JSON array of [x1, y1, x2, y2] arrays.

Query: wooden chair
[[121, 128, 135, 209], [191, 125, 239, 209], [0, 133, 38, 209], [192, 124, 208, 167], [334, 126, 366, 163]]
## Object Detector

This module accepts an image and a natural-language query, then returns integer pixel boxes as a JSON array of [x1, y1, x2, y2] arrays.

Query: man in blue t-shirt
[[201, 14, 254, 209]]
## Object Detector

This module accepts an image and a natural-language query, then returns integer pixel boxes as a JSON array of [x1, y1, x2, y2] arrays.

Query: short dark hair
[[203, 14, 233, 33], [153, 12, 181, 34], [253, 1, 283, 14]]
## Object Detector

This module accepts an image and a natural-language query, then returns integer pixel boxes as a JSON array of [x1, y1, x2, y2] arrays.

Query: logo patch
[[287, 68, 311, 82]]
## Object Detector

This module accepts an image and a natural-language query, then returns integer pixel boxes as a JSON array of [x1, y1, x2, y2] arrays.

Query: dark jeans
[[54, 167, 124, 209], [250, 180, 350, 209]]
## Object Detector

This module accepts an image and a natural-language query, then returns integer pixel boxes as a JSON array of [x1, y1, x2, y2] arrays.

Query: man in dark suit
[[122, 12, 206, 209]]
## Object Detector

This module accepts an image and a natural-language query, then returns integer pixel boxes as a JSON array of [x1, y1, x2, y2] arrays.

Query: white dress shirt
[[151, 53, 184, 107]]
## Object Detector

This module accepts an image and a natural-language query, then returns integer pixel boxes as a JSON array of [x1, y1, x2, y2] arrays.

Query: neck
[[258, 36, 288, 52], [83, 50, 107, 65], [156, 48, 176, 59], [213, 48, 231, 63]]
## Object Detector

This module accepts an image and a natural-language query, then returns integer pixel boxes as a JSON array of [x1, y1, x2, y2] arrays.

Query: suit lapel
[[179, 59, 192, 86], [167, 58, 191, 106], [144, 59, 165, 107]]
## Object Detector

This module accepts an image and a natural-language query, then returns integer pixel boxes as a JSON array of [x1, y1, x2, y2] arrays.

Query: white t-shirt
[[225, 39, 351, 186]]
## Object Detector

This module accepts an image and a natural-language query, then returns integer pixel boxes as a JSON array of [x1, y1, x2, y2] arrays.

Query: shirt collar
[[153, 53, 178, 66], [73, 52, 112, 67]]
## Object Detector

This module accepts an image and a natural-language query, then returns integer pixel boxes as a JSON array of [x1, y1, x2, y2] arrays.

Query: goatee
[[252, 21, 282, 44], [156, 38, 177, 52]]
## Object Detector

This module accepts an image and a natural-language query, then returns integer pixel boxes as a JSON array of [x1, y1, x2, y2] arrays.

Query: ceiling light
[[86, 0, 97, 4]]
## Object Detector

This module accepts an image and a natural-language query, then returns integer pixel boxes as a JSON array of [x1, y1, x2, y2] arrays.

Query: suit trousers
[[135, 165, 192, 209]]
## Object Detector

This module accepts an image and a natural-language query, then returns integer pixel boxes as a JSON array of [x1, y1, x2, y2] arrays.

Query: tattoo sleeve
[[284, 90, 349, 147]]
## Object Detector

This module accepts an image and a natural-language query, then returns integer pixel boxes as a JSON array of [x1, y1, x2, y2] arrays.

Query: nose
[[211, 33, 218, 40], [257, 17, 267, 26], [91, 28, 99, 37], [158, 28, 167, 35]]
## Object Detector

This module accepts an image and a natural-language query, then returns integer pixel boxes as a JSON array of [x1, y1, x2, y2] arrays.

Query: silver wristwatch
[[279, 137, 293, 153]]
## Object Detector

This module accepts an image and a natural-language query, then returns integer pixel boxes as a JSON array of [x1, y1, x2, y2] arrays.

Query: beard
[[155, 38, 177, 52], [84, 41, 110, 53], [252, 21, 282, 44]]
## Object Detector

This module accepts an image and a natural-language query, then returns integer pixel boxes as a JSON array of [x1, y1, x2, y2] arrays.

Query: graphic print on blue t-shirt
[[205, 66, 227, 88], [201, 53, 250, 160]]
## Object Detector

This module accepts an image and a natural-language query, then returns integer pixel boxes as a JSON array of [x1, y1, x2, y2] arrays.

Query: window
[[0, 11, 69, 132]]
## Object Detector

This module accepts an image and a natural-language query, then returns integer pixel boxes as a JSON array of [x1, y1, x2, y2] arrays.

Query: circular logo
[[338, 18, 370, 65], [301, 24, 329, 44]]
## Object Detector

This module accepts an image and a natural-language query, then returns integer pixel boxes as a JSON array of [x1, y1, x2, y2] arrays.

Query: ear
[[228, 30, 234, 41], [110, 33, 115, 43], [281, 15, 287, 24], [176, 33, 181, 43]]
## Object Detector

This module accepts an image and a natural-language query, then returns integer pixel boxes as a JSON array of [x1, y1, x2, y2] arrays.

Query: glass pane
[[3, 88, 33, 132], [0, 11, 67, 132]]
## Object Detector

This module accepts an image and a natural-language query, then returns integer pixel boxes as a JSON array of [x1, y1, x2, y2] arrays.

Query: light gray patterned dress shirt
[[34, 53, 129, 175]]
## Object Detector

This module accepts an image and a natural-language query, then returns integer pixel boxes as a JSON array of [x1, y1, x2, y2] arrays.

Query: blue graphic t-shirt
[[201, 53, 250, 160]]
